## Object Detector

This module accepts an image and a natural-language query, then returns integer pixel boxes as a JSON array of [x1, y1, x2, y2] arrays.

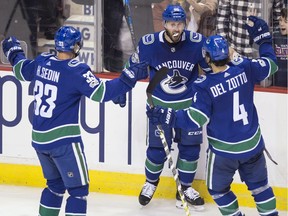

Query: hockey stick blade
[[146, 67, 168, 107], [146, 67, 169, 96]]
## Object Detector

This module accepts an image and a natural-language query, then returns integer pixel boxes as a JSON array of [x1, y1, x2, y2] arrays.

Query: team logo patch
[[161, 70, 187, 94], [190, 32, 202, 42], [142, 34, 155, 45], [194, 75, 206, 84], [154, 129, 160, 137], [131, 52, 140, 64], [164, 70, 187, 88]]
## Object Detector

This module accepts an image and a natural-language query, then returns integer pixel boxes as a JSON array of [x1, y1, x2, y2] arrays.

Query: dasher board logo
[[0, 40, 28, 64]]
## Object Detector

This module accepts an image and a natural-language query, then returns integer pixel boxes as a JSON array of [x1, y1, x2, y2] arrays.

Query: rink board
[[0, 163, 287, 211], [0, 70, 287, 211]]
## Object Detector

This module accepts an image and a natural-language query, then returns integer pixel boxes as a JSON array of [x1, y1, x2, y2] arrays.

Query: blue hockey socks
[[39, 187, 64, 216], [252, 186, 278, 216], [210, 190, 243, 216], [65, 196, 87, 216]]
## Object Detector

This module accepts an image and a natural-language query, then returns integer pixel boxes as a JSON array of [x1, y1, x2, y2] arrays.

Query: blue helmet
[[202, 35, 229, 61], [54, 26, 83, 53], [162, 4, 186, 22]]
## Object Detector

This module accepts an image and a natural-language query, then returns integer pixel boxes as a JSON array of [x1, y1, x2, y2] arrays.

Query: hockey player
[[146, 16, 279, 216], [2, 26, 148, 216], [128, 4, 212, 210]]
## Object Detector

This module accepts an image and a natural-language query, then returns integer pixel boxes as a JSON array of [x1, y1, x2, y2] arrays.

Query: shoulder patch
[[190, 32, 202, 43], [68, 59, 83, 67], [131, 52, 140, 64], [41, 52, 53, 57], [142, 34, 155, 45], [194, 75, 206, 84], [251, 58, 267, 67], [231, 56, 244, 65]]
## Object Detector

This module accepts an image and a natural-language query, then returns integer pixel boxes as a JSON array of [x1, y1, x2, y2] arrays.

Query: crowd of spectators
[[0, 0, 287, 88]]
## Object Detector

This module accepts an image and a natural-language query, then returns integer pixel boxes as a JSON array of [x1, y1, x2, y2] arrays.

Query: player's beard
[[165, 29, 182, 43]]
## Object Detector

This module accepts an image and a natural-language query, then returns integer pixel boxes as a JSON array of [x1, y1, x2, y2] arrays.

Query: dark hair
[[281, 8, 287, 19], [205, 52, 230, 66]]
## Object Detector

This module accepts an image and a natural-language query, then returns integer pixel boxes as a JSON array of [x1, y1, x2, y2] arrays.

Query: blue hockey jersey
[[130, 30, 211, 110], [175, 44, 278, 158], [12, 53, 132, 150]]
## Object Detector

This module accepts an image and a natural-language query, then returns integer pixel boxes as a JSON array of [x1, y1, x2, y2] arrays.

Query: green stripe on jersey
[[187, 107, 209, 126], [265, 57, 278, 76], [90, 81, 105, 102], [208, 127, 262, 154], [13, 60, 26, 81], [32, 125, 81, 144], [148, 96, 192, 110]]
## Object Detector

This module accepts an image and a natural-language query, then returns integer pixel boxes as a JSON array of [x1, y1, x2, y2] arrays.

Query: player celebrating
[[127, 4, 211, 210], [146, 16, 279, 216], [2, 26, 148, 216]]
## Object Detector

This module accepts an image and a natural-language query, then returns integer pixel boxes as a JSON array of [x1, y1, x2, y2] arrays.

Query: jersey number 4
[[34, 80, 57, 118], [233, 91, 248, 125]]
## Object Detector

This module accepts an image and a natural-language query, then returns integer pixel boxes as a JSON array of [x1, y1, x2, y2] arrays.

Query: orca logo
[[161, 69, 187, 94]]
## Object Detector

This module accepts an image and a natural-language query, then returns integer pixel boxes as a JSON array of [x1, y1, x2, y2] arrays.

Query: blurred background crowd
[[0, 0, 287, 87]]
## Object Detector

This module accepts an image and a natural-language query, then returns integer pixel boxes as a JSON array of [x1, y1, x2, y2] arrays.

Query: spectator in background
[[273, 7, 288, 87], [104, 0, 162, 72], [152, 0, 217, 36], [152, 0, 168, 31], [187, 0, 218, 37], [128, 1, 162, 44], [118, 0, 162, 68], [216, 0, 284, 58], [22, 0, 63, 56], [103, 0, 125, 72]]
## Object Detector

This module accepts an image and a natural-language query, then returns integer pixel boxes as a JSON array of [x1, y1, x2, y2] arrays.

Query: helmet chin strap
[[73, 44, 81, 57], [205, 55, 212, 67]]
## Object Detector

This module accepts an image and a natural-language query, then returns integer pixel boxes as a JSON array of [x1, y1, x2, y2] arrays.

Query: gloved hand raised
[[245, 16, 272, 45], [146, 105, 176, 127], [120, 61, 149, 88], [112, 93, 127, 108], [2, 36, 24, 64]]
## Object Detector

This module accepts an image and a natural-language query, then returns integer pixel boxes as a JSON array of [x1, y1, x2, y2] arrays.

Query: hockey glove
[[112, 93, 127, 108], [146, 105, 176, 127], [2, 36, 24, 64], [120, 61, 149, 88], [245, 16, 272, 45]]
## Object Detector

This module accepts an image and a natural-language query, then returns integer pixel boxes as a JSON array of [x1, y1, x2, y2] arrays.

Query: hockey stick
[[4, 0, 20, 37], [123, 0, 137, 50], [146, 67, 191, 216]]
